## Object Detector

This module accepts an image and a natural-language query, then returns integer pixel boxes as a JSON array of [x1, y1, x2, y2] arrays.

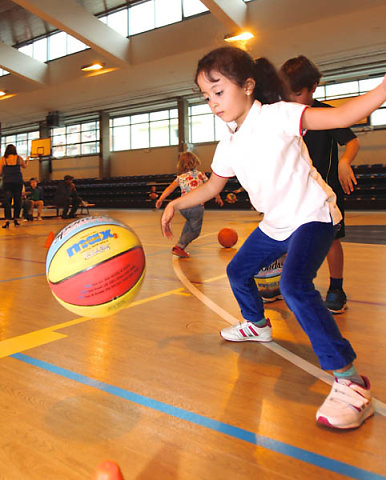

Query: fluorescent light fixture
[[224, 31, 254, 43], [81, 62, 105, 72]]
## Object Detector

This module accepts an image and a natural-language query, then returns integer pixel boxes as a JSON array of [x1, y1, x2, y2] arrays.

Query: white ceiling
[[0, 0, 385, 130]]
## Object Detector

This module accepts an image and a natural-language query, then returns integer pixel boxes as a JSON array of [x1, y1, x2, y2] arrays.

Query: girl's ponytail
[[253, 57, 283, 104]]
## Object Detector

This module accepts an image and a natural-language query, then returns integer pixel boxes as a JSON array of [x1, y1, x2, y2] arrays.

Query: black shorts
[[334, 219, 345, 239], [334, 188, 345, 239]]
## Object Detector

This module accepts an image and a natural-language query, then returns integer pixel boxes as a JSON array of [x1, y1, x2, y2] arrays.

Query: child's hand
[[338, 160, 357, 195], [155, 198, 163, 209], [161, 202, 175, 239], [215, 194, 224, 207]]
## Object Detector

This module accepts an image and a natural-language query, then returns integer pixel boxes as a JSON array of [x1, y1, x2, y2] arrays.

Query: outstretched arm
[[302, 76, 386, 131], [161, 173, 227, 238], [155, 179, 179, 208]]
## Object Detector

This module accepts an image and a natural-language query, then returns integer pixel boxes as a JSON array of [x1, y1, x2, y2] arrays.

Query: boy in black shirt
[[54, 175, 81, 219], [280, 56, 360, 314]]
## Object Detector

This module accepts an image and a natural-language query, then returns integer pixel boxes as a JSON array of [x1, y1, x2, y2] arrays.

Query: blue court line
[[0, 273, 45, 283], [11, 353, 385, 480]]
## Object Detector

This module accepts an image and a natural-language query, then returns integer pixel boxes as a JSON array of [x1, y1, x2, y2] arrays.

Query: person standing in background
[[280, 56, 360, 314], [0, 144, 29, 228]]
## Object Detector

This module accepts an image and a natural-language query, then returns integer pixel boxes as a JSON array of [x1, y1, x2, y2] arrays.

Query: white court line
[[172, 257, 386, 417]]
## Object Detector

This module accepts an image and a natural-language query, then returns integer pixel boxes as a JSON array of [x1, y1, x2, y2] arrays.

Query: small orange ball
[[218, 228, 238, 248], [226, 192, 237, 204]]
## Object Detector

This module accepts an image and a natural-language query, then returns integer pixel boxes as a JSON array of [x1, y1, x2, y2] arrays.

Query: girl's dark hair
[[4, 144, 17, 157], [253, 57, 283, 104], [279, 55, 322, 92], [194, 46, 283, 104]]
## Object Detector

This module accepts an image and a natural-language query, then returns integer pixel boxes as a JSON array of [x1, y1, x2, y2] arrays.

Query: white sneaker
[[316, 376, 374, 429], [220, 319, 272, 342]]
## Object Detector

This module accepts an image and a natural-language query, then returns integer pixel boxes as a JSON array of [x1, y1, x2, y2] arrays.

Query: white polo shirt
[[211, 101, 342, 241]]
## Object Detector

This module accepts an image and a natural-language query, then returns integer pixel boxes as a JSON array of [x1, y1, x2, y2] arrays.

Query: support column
[[39, 121, 51, 181], [99, 111, 110, 179], [177, 97, 189, 153]]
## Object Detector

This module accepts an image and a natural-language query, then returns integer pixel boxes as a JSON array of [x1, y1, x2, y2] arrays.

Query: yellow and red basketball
[[254, 254, 286, 302], [218, 227, 238, 248], [46, 216, 145, 317]]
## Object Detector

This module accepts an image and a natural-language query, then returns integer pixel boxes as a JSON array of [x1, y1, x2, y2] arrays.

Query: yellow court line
[[0, 287, 188, 358], [203, 274, 227, 283], [0, 331, 67, 359]]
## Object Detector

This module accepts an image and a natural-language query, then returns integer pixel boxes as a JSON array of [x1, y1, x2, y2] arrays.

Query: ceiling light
[[0, 90, 7, 97], [81, 62, 105, 72], [224, 31, 254, 43]]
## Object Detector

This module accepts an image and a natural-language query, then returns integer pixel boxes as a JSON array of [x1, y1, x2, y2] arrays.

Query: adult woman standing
[[0, 144, 29, 228]]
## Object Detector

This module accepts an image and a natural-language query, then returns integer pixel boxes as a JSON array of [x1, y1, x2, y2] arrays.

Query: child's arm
[[302, 76, 386, 131], [161, 173, 227, 239], [155, 179, 179, 208], [338, 137, 359, 194]]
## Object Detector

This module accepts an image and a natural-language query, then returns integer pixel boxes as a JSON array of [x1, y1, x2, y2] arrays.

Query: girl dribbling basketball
[[160, 46, 386, 429]]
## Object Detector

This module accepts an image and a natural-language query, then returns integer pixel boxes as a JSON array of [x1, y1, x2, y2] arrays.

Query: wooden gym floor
[[0, 208, 385, 480]]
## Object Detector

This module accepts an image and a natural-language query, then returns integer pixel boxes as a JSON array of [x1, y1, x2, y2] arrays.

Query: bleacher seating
[[345, 164, 386, 210], [1, 164, 385, 215], [38, 174, 250, 210]]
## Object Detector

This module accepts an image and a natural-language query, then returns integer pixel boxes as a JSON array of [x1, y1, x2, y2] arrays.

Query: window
[[19, 32, 87, 63], [314, 75, 385, 127], [12, 1, 209, 66], [110, 108, 178, 151], [17, 38, 48, 62], [33, 37, 47, 62], [1, 130, 39, 158], [67, 35, 87, 55], [325, 81, 358, 99], [18, 43, 33, 57], [189, 103, 228, 143], [100, 9, 128, 37], [48, 32, 67, 60], [155, 0, 182, 28], [129, 1, 155, 35], [370, 108, 386, 126], [51, 121, 99, 158], [128, 0, 207, 36], [182, 0, 208, 17]]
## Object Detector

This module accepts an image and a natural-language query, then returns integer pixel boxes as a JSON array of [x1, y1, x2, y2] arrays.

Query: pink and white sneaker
[[316, 376, 374, 429], [220, 319, 272, 343], [172, 245, 190, 258]]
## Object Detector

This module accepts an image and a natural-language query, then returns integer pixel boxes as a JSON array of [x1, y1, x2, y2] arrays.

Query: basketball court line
[[0, 256, 45, 264], [10, 352, 386, 480], [0, 273, 46, 284], [0, 287, 188, 358], [172, 257, 386, 417]]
